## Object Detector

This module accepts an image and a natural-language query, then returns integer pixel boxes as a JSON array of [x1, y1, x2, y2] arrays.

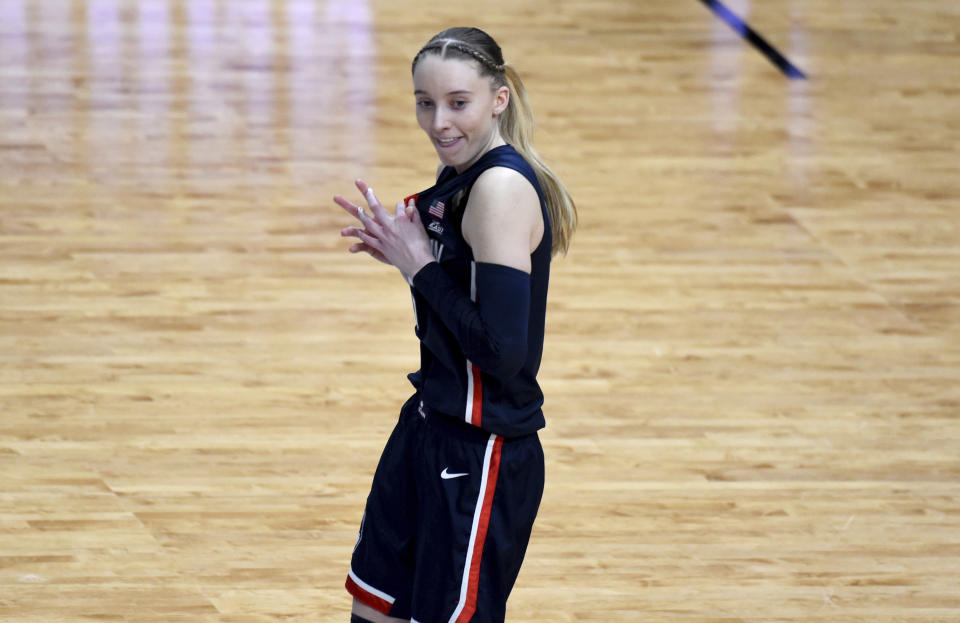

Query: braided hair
[[412, 38, 505, 75], [411, 27, 578, 256]]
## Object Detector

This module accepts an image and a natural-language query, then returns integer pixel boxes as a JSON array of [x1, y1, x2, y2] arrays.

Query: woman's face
[[413, 55, 509, 173]]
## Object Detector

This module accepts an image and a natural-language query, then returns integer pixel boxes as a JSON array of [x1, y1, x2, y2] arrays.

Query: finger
[[342, 223, 372, 239], [349, 243, 390, 265], [396, 200, 405, 218], [346, 188, 387, 232], [355, 179, 380, 208], [368, 195, 393, 224], [355, 181, 395, 228], [355, 228, 383, 252], [345, 201, 383, 237], [365, 186, 379, 208], [358, 209, 385, 239], [349, 242, 376, 254], [334, 195, 366, 222], [334, 194, 359, 211]]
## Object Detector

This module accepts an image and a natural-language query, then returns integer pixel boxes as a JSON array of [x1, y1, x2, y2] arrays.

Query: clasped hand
[[335, 179, 435, 282]]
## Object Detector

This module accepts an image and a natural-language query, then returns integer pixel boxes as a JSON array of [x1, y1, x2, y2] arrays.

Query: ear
[[492, 85, 510, 117]]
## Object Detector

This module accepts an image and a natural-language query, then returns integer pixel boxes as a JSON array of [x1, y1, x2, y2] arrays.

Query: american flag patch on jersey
[[428, 201, 445, 219]]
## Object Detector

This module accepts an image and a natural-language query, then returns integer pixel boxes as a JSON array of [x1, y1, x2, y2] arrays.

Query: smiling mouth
[[436, 137, 462, 147]]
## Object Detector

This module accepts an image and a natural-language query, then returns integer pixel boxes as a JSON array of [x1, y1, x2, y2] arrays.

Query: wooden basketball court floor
[[1, 1, 958, 621]]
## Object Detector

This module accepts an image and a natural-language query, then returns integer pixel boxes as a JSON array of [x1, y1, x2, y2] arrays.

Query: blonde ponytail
[[499, 65, 577, 256]]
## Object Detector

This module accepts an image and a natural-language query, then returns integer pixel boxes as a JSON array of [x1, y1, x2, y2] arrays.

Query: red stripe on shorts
[[345, 575, 393, 615], [455, 435, 504, 623]]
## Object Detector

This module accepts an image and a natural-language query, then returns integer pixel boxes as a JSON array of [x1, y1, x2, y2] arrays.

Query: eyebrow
[[413, 89, 474, 96]]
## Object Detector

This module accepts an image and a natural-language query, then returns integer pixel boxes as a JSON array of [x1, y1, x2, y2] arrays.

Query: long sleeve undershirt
[[412, 261, 530, 379]]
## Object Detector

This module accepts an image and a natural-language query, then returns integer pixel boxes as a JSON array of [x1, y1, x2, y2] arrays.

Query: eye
[[452, 99, 467, 109], [416, 99, 434, 109]]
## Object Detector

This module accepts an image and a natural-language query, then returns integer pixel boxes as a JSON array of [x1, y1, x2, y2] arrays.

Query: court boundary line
[[699, 0, 808, 79]]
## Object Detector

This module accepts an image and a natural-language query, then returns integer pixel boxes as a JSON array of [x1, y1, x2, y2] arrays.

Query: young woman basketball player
[[334, 27, 577, 623]]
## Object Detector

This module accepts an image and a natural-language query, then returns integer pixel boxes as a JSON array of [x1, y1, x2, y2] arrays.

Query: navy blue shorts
[[346, 394, 545, 622]]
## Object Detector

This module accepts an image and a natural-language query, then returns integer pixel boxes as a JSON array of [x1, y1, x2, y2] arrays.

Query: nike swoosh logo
[[441, 468, 468, 480]]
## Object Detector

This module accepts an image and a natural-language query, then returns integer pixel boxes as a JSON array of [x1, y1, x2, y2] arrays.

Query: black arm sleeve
[[412, 261, 530, 379]]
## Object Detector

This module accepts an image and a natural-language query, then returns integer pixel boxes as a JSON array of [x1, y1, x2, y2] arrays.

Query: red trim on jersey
[[455, 436, 504, 623], [403, 193, 419, 205], [345, 575, 392, 615], [469, 363, 483, 427], [467, 263, 483, 428]]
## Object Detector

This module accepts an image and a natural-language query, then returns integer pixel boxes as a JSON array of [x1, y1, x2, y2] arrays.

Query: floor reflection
[[4, 0, 374, 191]]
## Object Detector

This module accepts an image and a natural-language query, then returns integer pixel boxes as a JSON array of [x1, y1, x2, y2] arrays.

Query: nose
[[432, 107, 450, 133]]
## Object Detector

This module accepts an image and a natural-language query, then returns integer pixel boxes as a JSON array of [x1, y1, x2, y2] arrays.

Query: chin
[[435, 152, 462, 169]]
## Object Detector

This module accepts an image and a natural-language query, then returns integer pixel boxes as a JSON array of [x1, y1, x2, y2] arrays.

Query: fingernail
[[365, 187, 376, 203]]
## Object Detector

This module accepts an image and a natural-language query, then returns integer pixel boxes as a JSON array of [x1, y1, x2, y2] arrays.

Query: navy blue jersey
[[406, 144, 551, 438]]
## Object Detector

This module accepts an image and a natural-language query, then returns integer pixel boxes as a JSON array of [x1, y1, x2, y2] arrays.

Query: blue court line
[[699, 0, 808, 80]]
